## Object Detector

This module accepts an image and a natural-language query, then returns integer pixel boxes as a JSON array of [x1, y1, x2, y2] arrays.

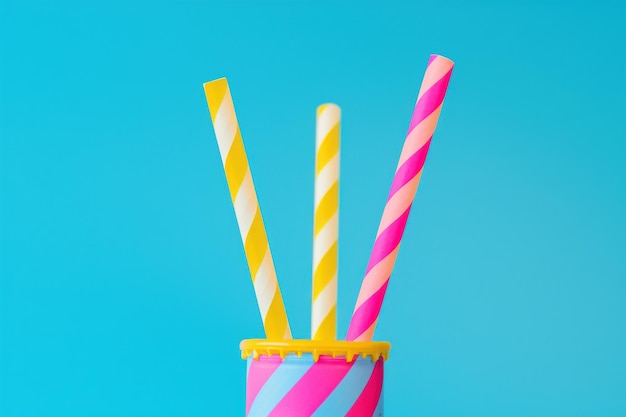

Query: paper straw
[[312, 104, 340, 340], [346, 54, 454, 341], [203, 78, 292, 340]]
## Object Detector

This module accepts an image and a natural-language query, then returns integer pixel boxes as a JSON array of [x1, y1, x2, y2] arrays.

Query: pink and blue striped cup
[[241, 339, 391, 417]]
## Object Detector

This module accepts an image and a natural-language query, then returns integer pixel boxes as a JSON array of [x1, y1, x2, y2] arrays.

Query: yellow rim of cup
[[240, 339, 391, 362]]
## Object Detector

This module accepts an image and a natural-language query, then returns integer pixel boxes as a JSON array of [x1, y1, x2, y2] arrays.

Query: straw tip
[[317, 103, 341, 117], [430, 54, 455, 66], [203, 77, 228, 88]]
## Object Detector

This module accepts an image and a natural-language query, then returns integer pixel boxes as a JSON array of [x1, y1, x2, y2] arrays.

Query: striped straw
[[312, 104, 341, 340], [346, 55, 454, 341], [203, 78, 292, 340]]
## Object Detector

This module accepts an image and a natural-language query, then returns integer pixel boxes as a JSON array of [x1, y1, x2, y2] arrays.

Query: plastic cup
[[241, 339, 391, 417]]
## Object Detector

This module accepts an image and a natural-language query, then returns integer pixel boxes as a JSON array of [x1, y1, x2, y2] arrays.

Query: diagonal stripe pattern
[[346, 55, 454, 342], [312, 104, 341, 340], [203, 78, 292, 340], [246, 354, 384, 417]]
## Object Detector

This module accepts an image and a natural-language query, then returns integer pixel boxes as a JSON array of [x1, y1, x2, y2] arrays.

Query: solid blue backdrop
[[1, 0, 625, 416]]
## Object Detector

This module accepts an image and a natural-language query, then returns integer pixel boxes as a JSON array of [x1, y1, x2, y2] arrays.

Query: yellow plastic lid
[[240, 339, 391, 362]]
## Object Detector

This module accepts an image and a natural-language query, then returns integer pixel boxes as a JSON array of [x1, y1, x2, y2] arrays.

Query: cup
[[241, 339, 391, 417]]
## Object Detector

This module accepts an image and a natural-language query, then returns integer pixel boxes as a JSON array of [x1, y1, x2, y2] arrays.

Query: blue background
[[1, 0, 625, 415]]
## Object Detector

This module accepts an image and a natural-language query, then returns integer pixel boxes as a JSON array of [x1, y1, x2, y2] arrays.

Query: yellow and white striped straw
[[312, 103, 340, 340], [203, 78, 292, 340]]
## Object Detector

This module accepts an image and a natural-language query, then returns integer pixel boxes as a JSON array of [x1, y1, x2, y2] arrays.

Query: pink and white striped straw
[[346, 54, 454, 341]]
